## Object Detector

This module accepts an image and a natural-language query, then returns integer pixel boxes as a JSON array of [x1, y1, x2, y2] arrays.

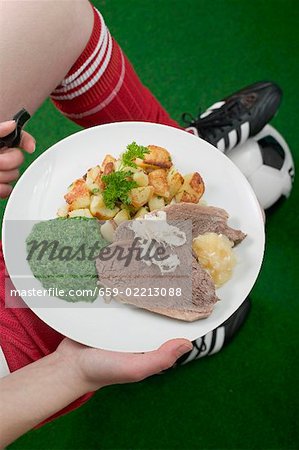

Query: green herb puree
[[26, 218, 107, 302]]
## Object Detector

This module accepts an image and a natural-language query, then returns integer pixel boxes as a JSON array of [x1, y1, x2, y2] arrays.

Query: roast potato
[[68, 208, 93, 218], [90, 194, 119, 219], [85, 165, 105, 193], [148, 169, 170, 199], [57, 204, 69, 218], [101, 154, 116, 172], [167, 168, 184, 198], [133, 171, 149, 187], [148, 195, 165, 211], [128, 186, 154, 208], [136, 145, 172, 171], [113, 209, 131, 225], [65, 179, 91, 211], [175, 172, 205, 203], [133, 206, 149, 218]]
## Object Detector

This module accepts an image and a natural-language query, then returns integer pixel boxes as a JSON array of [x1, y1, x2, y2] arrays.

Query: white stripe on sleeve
[[57, 9, 107, 88], [53, 27, 109, 94], [51, 32, 113, 100], [63, 52, 126, 119]]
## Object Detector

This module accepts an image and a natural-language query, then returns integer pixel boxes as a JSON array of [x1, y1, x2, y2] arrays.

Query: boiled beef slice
[[163, 203, 246, 244], [114, 203, 246, 245], [96, 240, 218, 321]]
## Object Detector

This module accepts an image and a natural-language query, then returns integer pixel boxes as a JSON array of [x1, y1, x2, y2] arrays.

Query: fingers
[[0, 149, 24, 171], [0, 120, 35, 153], [19, 131, 36, 154], [0, 121, 36, 199], [0, 183, 13, 198], [0, 168, 19, 183], [0, 120, 16, 137], [59, 337, 193, 391], [115, 339, 193, 383], [0, 149, 24, 198], [101, 339, 193, 384]]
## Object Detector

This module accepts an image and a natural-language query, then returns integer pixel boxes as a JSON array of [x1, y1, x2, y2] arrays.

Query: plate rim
[[2, 121, 265, 351]]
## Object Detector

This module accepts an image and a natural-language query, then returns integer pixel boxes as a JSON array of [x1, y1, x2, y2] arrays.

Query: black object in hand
[[0, 108, 31, 149]]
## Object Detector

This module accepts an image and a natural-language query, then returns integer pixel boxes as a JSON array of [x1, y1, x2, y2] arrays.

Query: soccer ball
[[226, 124, 295, 209]]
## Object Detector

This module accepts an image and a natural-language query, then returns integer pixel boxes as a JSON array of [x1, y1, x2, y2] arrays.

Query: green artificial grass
[[3, 0, 299, 449]]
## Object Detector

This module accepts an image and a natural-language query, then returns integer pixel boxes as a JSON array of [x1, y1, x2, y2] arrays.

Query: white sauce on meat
[[129, 211, 186, 274]]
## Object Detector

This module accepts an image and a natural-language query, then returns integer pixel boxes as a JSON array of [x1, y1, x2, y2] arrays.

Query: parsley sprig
[[121, 141, 149, 168], [101, 142, 150, 209], [102, 171, 137, 209]]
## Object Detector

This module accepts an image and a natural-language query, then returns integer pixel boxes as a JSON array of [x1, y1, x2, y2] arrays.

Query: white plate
[[2, 122, 265, 352]]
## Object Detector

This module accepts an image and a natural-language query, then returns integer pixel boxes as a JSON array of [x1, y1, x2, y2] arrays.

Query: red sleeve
[[0, 243, 94, 426]]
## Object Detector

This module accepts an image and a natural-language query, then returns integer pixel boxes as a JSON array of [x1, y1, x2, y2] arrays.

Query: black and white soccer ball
[[226, 124, 295, 209]]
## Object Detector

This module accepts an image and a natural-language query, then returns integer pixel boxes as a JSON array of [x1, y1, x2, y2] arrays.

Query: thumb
[[0, 120, 16, 138]]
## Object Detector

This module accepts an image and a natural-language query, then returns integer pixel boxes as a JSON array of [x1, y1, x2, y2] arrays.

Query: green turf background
[[3, 0, 298, 449]]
